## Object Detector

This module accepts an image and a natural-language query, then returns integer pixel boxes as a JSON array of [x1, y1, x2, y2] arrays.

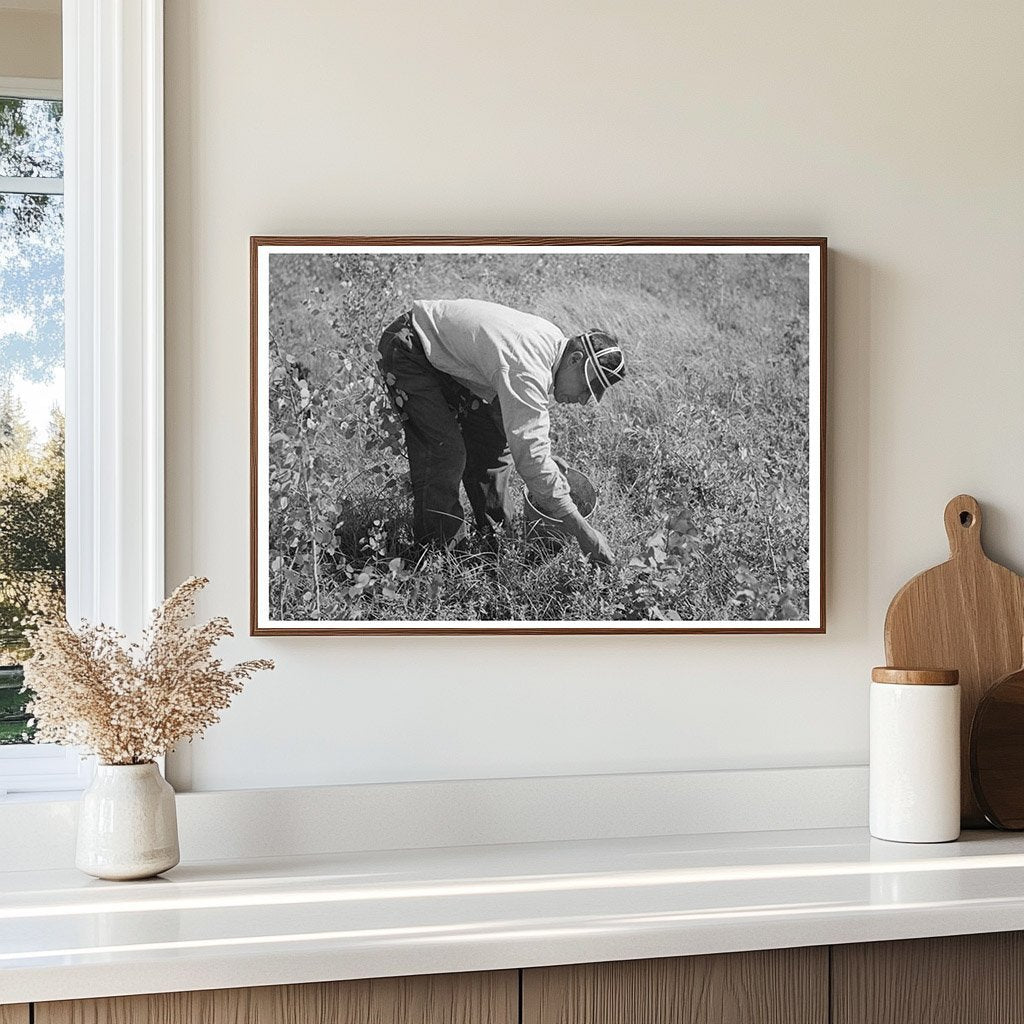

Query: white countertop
[[4, 826, 1024, 1005]]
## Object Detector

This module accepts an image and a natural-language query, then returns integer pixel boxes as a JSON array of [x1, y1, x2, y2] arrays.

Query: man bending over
[[377, 298, 626, 564]]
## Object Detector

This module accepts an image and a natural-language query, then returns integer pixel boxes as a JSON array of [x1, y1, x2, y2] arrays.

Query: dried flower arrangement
[[23, 577, 273, 765]]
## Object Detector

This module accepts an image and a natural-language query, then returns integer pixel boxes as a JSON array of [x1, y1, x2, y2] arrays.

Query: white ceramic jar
[[870, 667, 961, 843], [76, 762, 180, 880]]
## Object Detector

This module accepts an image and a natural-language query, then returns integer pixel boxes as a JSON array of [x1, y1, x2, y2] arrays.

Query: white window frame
[[0, 0, 164, 797], [0, 77, 61, 102], [0, 76, 64, 191]]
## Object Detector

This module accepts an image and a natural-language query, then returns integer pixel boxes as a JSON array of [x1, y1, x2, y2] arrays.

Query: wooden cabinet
[[832, 932, 1024, 1024], [522, 948, 828, 1024], [13, 933, 1024, 1024], [34, 972, 517, 1024]]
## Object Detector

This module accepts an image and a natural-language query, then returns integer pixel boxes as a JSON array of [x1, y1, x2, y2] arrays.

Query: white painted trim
[[63, 0, 164, 633], [0, 765, 869, 869], [0, 744, 92, 796], [0, 2, 164, 797], [0, 175, 63, 194], [0, 76, 62, 100]]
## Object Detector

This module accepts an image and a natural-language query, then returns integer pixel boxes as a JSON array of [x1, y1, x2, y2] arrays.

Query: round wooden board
[[971, 663, 1024, 829]]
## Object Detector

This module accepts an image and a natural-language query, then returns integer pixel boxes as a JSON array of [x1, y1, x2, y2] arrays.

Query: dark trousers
[[378, 312, 515, 546]]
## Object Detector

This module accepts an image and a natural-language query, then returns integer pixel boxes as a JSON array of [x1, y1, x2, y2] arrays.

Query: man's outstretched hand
[[560, 508, 614, 566], [548, 458, 613, 564], [578, 525, 615, 566]]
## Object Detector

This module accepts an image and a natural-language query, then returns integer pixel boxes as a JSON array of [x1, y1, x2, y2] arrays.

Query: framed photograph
[[251, 236, 826, 635]]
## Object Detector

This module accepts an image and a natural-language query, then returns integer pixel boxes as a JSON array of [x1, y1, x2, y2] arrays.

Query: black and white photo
[[251, 238, 825, 634]]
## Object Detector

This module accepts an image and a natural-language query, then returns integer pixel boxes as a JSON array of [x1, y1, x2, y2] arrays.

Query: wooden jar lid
[[871, 667, 960, 686]]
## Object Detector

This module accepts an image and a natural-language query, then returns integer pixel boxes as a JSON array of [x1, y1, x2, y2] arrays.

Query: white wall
[[164, 0, 1024, 792]]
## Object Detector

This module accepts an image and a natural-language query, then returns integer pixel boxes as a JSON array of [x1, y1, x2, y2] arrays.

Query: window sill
[[0, 790, 85, 804]]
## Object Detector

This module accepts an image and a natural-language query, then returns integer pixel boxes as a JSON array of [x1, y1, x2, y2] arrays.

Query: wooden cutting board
[[884, 494, 1024, 826]]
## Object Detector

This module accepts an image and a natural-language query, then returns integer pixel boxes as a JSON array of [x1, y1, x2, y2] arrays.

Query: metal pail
[[523, 465, 598, 549]]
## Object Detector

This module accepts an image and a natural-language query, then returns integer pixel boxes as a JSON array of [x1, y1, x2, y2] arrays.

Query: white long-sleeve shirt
[[410, 298, 574, 517]]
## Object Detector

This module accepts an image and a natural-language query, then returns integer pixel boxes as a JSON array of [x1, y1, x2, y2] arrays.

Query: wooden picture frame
[[251, 236, 826, 635]]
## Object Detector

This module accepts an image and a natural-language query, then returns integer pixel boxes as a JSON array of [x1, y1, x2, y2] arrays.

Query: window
[[0, 87, 64, 736], [0, 4, 166, 798], [0, 79, 83, 795]]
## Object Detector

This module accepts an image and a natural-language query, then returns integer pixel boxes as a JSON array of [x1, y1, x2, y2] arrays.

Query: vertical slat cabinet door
[[35, 970, 519, 1024], [0, 1007, 30, 1024], [522, 949, 828, 1024], [832, 933, 1024, 1024]]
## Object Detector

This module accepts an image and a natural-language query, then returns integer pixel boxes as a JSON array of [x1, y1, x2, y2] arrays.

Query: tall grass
[[266, 252, 810, 622]]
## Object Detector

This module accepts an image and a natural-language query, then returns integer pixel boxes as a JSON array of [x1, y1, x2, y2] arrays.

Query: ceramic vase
[[76, 762, 180, 880]]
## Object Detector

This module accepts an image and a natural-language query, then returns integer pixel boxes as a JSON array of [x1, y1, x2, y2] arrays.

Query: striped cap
[[579, 331, 626, 402]]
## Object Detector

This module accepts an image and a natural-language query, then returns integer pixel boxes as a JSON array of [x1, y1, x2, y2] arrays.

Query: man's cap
[[579, 331, 626, 402]]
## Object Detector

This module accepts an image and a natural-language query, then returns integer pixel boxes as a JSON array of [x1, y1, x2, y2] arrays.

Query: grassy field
[[266, 251, 811, 623]]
